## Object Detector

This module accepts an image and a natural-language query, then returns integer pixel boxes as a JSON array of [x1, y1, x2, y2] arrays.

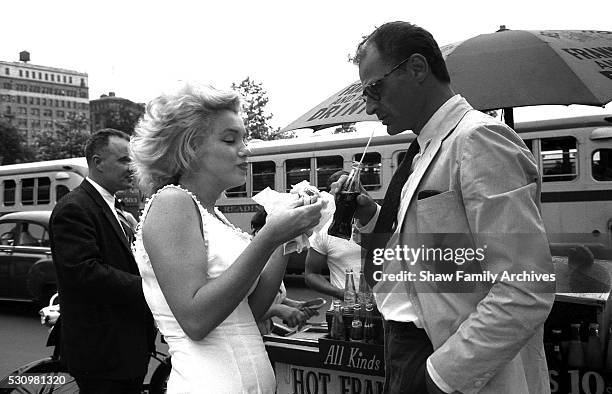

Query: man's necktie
[[363, 139, 420, 288], [114, 199, 135, 245]]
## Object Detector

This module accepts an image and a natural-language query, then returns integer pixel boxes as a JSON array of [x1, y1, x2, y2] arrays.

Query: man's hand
[[329, 175, 377, 225]]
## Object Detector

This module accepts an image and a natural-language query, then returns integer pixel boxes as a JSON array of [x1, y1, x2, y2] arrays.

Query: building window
[[51, 74, 54, 81], [38, 72, 42, 79], [63, 75, 66, 83], [43, 109, 52, 117], [541, 137, 578, 182], [42, 98, 46, 105], [45, 73, 48, 80], [592, 149, 612, 181], [69, 76, 72, 83], [4, 68, 8, 75], [18, 107, 27, 115], [25, 70, 29, 78], [56, 110, 65, 117], [19, 70, 23, 77], [31, 108, 40, 115], [2, 82, 10, 89]]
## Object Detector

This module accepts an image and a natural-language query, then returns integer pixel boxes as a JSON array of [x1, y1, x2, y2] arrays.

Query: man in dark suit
[[50, 129, 155, 393]]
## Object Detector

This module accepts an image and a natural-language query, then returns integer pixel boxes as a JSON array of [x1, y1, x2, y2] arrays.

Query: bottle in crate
[[350, 303, 364, 342], [357, 268, 373, 305], [586, 322, 604, 370], [567, 323, 586, 369], [548, 329, 564, 371], [331, 299, 346, 340], [605, 325, 612, 372], [363, 303, 375, 344], [343, 268, 357, 310]]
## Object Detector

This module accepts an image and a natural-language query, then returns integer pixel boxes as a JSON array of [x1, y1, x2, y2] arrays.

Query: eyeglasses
[[361, 55, 412, 102]]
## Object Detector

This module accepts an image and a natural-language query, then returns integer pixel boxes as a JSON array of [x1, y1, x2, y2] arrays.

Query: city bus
[[0, 157, 142, 217], [219, 114, 612, 269]]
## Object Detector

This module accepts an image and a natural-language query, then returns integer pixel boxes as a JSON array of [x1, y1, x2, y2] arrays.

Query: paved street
[[0, 276, 331, 381]]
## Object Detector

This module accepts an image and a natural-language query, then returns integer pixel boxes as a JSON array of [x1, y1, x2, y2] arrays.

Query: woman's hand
[[277, 304, 308, 328], [258, 198, 325, 245]]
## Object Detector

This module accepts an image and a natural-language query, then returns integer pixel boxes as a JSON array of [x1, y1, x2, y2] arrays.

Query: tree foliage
[[231, 77, 293, 140], [0, 120, 33, 165], [334, 123, 357, 134], [34, 113, 90, 161], [97, 107, 143, 135]]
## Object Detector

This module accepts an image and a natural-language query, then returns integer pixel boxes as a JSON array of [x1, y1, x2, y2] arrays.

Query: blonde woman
[[130, 84, 323, 393]]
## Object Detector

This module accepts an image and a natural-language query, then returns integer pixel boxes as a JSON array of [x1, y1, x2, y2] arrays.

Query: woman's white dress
[[133, 185, 276, 393]]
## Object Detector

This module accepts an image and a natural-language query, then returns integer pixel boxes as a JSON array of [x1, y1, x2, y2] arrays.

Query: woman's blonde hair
[[130, 83, 241, 195]]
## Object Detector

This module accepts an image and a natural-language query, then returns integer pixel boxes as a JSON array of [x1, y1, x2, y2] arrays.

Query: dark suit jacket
[[49, 180, 155, 379]]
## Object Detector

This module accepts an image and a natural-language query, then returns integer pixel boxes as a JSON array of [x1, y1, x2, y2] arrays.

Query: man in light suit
[[50, 129, 155, 393], [340, 22, 555, 393]]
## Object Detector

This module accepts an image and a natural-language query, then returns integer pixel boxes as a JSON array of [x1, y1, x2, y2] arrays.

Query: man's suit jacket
[[50, 180, 155, 379], [383, 97, 555, 393]]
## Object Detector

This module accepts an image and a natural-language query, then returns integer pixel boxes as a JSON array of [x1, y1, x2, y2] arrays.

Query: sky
[[2, 0, 611, 132]]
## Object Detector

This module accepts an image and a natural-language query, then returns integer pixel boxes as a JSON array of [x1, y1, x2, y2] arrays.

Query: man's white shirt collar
[[416, 94, 463, 154]]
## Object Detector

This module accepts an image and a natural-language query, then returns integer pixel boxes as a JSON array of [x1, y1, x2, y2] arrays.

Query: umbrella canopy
[[283, 29, 612, 132]]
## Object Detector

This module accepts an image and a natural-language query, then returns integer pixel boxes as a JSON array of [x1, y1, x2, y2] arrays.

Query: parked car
[[0, 211, 56, 304]]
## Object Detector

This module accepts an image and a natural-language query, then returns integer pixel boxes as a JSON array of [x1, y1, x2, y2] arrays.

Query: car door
[[12, 221, 50, 299], [0, 220, 18, 298]]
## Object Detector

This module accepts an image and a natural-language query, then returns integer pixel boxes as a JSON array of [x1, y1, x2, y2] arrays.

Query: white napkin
[[252, 181, 334, 254]]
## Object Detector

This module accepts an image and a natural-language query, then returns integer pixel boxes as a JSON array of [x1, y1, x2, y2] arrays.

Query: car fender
[[26, 258, 57, 302]]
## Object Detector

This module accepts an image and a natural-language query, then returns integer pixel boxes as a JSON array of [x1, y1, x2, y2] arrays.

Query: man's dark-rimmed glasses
[[361, 55, 412, 102]]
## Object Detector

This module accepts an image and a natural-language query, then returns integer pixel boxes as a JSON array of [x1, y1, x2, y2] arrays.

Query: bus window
[[286, 158, 311, 191], [316, 156, 343, 191], [396, 150, 408, 167], [3, 180, 16, 206], [541, 137, 577, 182], [252, 161, 275, 194], [37, 177, 50, 204], [523, 139, 534, 154], [592, 149, 612, 181], [56, 185, 70, 202], [226, 183, 247, 198], [354, 152, 381, 191], [22, 178, 35, 205]]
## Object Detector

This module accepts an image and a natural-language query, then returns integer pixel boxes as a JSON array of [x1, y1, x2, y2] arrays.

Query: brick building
[[90, 92, 144, 134]]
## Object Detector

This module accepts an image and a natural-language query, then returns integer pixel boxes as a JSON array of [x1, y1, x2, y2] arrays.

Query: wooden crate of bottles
[[544, 297, 612, 393], [320, 301, 386, 377], [324, 303, 384, 345]]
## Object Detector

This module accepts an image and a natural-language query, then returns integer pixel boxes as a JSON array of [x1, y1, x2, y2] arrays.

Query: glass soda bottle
[[605, 325, 612, 372], [548, 329, 564, 372], [586, 322, 604, 370], [363, 303, 375, 344], [343, 268, 357, 310], [357, 268, 373, 305], [328, 161, 362, 239], [567, 323, 586, 369], [330, 299, 346, 340], [350, 303, 363, 342]]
